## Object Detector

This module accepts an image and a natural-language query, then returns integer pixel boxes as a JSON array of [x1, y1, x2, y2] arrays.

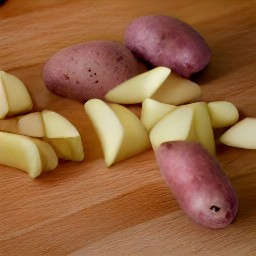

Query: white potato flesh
[[85, 99, 150, 166], [0, 132, 42, 178], [187, 102, 216, 155], [220, 117, 256, 149], [207, 101, 239, 128], [151, 72, 201, 105], [17, 112, 46, 137], [46, 137, 84, 162], [108, 103, 151, 164], [141, 98, 176, 131], [0, 71, 33, 116], [0, 72, 9, 119], [104, 66, 171, 104], [150, 106, 195, 148], [31, 138, 58, 171], [42, 110, 79, 138], [84, 99, 123, 166]]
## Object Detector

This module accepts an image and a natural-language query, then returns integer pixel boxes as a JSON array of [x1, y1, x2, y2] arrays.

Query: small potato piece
[[43, 40, 146, 102], [124, 15, 211, 78], [155, 141, 238, 229]]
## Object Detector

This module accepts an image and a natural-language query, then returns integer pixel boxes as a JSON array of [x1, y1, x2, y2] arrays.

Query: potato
[[155, 141, 238, 229], [43, 40, 146, 102], [124, 15, 211, 78]]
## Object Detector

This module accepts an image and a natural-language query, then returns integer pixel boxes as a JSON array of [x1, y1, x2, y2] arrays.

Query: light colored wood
[[0, 0, 256, 255]]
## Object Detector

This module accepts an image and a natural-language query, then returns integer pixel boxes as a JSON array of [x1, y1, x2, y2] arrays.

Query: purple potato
[[43, 40, 146, 102], [155, 141, 238, 229], [124, 15, 211, 78]]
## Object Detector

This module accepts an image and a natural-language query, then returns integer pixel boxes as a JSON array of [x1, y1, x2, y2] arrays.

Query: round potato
[[43, 40, 146, 102], [124, 15, 211, 78]]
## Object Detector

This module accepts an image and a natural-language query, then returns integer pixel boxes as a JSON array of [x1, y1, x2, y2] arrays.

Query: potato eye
[[210, 205, 221, 212]]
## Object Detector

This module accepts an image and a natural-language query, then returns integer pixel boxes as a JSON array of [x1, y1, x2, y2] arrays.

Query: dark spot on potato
[[116, 56, 124, 62], [210, 205, 221, 212], [88, 69, 91, 72], [63, 74, 69, 80], [93, 80, 99, 84], [76, 80, 80, 84]]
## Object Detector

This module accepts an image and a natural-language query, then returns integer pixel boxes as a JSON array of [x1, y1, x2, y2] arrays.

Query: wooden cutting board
[[0, 0, 256, 255]]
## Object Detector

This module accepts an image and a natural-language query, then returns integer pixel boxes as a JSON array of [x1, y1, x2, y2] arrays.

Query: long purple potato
[[155, 141, 238, 229]]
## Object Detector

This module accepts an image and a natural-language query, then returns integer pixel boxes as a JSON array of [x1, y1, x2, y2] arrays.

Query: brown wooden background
[[0, 0, 256, 255]]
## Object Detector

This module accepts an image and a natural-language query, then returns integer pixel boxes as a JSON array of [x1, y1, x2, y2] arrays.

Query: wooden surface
[[1, 0, 256, 255]]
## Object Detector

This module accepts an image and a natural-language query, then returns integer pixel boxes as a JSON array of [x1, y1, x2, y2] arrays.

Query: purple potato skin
[[124, 15, 211, 78], [155, 141, 238, 229], [43, 40, 147, 102]]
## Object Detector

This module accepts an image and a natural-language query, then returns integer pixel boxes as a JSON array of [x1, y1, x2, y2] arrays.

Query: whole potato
[[155, 141, 238, 229], [124, 15, 211, 78], [43, 40, 146, 102]]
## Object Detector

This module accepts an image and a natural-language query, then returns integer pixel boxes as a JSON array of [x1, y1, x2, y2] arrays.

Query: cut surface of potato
[[0, 72, 9, 119], [0, 112, 45, 137], [31, 138, 58, 171], [84, 99, 150, 166], [104, 66, 171, 104], [220, 117, 256, 149], [141, 99, 176, 131], [151, 72, 201, 104], [42, 110, 79, 138], [108, 103, 151, 164], [149, 106, 195, 148], [207, 101, 239, 128], [42, 110, 84, 161], [46, 137, 84, 161], [0, 132, 42, 178], [0, 71, 33, 117], [187, 102, 216, 155], [18, 112, 45, 137], [84, 99, 123, 166]]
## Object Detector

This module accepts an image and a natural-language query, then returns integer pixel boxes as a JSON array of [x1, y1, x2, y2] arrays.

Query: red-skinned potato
[[124, 15, 211, 78], [43, 40, 146, 102], [155, 141, 238, 229]]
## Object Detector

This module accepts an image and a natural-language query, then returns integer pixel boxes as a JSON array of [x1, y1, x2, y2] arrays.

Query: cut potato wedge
[[30, 138, 58, 171], [141, 99, 177, 131], [207, 101, 239, 128], [42, 110, 84, 161], [0, 71, 33, 118], [0, 132, 42, 178], [151, 72, 201, 105], [84, 99, 150, 166], [104, 66, 171, 104], [149, 106, 195, 148], [187, 102, 216, 155], [220, 117, 256, 149]]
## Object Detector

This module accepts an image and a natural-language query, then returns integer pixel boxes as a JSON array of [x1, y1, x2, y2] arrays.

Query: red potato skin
[[43, 40, 146, 102], [155, 141, 238, 229], [124, 15, 211, 78]]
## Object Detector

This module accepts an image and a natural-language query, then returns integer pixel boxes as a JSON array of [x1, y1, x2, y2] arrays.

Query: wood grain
[[0, 0, 256, 255]]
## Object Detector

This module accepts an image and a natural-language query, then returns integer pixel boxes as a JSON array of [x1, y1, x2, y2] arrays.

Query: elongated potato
[[124, 15, 211, 78], [43, 40, 146, 102], [155, 141, 238, 229]]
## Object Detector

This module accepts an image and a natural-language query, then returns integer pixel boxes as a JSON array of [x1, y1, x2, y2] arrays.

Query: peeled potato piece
[[84, 99, 150, 167], [0, 132, 42, 178], [220, 117, 256, 149], [207, 101, 239, 129], [0, 71, 33, 119], [104, 66, 171, 104]]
